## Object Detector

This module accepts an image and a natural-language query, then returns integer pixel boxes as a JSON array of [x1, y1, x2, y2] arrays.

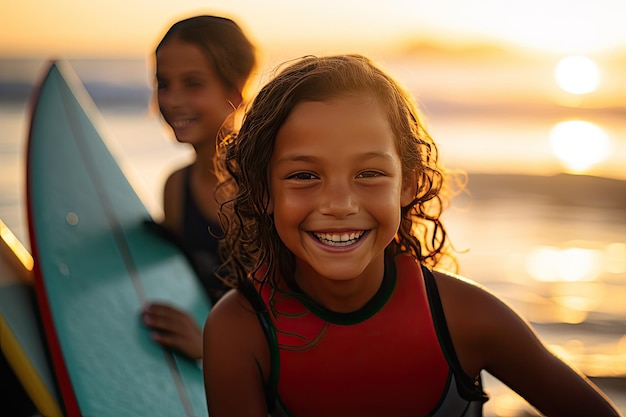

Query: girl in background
[[142, 14, 256, 360], [203, 54, 621, 416]]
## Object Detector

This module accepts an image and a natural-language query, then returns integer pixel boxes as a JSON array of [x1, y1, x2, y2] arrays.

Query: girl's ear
[[400, 170, 417, 207]]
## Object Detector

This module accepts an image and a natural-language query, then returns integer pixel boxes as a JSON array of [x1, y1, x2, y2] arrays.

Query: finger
[[150, 331, 202, 359], [143, 303, 184, 318], [143, 314, 179, 333], [145, 309, 197, 332], [150, 331, 186, 351], [143, 307, 197, 329]]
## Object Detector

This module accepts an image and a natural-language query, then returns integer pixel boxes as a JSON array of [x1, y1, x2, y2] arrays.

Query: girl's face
[[156, 38, 239, 149], [269, 95, 415, 298]]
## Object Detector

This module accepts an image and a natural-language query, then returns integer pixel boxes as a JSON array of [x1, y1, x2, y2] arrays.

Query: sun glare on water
[[549, 120, 611, 173], [554, 55, 600, 95]]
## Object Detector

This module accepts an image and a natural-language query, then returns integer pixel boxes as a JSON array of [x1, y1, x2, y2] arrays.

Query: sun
[[554, 55, 600, 94], [549, 120, 611, 173]]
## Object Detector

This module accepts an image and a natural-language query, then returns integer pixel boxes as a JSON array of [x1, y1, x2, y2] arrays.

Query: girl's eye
[[157, 81, 167, 90], [287, 172, 317, 180], [357, 171, 384, 178], [185, 79, 204, 88]]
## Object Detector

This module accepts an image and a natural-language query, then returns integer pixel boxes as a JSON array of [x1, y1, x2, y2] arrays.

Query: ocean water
[[1, 57, 625, 414]]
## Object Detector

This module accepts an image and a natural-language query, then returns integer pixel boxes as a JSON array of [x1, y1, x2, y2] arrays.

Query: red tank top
[[251, 254, 486, 417]]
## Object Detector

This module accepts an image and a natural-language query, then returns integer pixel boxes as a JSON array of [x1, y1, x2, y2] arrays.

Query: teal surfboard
[[0, 218, 63, 417], [26, 60, 210, 417]]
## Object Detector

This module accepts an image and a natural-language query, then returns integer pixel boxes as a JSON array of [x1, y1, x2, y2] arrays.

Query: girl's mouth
[[312, 231, 365, 247], [171, 119, 194, 129]]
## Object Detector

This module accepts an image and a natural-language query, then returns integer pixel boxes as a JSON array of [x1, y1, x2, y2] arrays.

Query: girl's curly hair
[[215, 54, 455, 290]]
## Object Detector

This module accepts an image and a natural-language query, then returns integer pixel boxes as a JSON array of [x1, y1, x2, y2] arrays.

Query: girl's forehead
[[287, 95, 387, 129], [273, 96, 397, 156], [287, 94, 383, 118], [157, 38, 212, 68], [285, 94, 384, 122]]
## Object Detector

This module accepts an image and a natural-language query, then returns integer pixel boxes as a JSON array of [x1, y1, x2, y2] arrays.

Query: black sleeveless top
[[181, 166, 225, 301]]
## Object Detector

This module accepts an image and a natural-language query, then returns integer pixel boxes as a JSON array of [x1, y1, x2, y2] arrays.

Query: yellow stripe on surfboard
[[0, 219, 33, 283], [0, 218, 63, 416], [0, 315, 63, 417]]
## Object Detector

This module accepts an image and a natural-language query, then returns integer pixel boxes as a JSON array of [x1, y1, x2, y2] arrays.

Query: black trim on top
[[238, 280, 279, 413], [422, 266, 488, 403], [284, 256, 396, 325]]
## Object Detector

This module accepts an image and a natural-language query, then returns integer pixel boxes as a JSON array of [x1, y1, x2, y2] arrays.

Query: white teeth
[[171, 120, 192, 128], [313, 231, 364, 247]]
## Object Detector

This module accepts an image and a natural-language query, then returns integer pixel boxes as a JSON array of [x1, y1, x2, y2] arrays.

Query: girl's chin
[[174, 134, 197, 144]]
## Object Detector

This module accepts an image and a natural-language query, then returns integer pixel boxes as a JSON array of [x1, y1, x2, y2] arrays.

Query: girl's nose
[[159, 86, 183, 109], [318, 180, 358, 218]]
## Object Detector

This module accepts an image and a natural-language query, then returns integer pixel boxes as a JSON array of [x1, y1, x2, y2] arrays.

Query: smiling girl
[[141, 15, 256, 360], [203, 54, 621, 417]]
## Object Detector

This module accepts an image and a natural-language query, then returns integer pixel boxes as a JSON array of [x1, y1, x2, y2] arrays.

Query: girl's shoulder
[[430, 269, 528, 338], [205, 288, 270, 371], [203, 288, 273, 415], [429, 269, 532, 376], [431, 269, 510, 319], [206, 288, 262, 335]]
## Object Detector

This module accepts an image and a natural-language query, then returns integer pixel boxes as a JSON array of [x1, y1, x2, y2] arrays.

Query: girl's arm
[[435, 271, 622, 417], [203, 290, 270, 417]]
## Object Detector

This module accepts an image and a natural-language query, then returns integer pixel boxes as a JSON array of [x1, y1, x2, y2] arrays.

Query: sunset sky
[[2, 0, 626, 59]]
